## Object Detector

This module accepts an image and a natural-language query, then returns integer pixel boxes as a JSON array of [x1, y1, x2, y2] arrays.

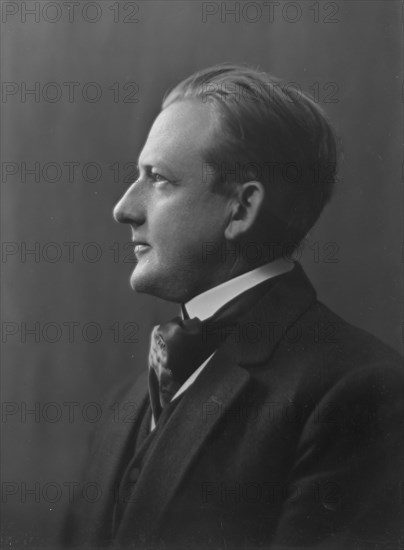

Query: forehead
[[139, 100, 216, 171]]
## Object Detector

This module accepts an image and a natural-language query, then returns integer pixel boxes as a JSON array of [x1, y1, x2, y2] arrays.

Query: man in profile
[[63, 64, 403, 549]]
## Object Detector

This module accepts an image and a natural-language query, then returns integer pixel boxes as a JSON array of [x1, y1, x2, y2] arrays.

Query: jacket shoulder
[[253, 298, 403, 408]]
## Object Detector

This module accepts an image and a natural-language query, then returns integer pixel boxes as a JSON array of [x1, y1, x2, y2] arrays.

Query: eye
[[149, 170, 170, 185], [151, 172, 166, 182], [138, 165, 173, 185]]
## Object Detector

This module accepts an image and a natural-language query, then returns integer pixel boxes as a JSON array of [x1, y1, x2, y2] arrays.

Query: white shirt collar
[[184, 258, 293, 321]]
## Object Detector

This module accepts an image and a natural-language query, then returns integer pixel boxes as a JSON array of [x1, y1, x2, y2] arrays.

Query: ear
[[224, 180, 265, 240]]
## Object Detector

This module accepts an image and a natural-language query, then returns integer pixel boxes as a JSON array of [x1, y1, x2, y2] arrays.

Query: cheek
[[149, 194, 227, 253]]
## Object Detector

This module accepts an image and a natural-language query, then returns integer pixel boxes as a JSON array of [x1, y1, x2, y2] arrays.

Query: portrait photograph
[[1, 1, 403, 549]]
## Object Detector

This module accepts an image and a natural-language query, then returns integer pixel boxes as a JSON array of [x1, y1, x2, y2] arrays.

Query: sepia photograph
[[1, 1, 403, 548]]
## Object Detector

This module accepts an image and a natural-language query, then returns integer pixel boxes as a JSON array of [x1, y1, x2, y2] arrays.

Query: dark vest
[[112, 396, 183, 537]]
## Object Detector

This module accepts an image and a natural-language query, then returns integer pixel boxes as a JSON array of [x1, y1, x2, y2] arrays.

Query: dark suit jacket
[[62, 264, 403, 549]]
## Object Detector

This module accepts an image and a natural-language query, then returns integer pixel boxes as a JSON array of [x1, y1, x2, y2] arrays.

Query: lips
[[133, 242, 150, 256]]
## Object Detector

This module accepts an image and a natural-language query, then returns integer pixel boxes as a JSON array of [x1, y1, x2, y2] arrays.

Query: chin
[[130, 270, 152, 294], [129, 268, 186, 303]]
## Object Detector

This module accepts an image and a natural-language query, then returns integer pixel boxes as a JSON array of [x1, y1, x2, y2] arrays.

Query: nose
[[113, 180, 146, 226]]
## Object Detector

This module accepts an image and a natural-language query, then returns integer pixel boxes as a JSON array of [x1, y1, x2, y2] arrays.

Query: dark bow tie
[[148, 275, 281, 421]]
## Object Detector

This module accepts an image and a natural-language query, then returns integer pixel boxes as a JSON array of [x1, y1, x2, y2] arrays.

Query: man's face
[[113, 100, 234, 303]]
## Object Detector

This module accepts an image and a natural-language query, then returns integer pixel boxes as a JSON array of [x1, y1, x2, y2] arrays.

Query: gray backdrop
[[1, 0, 402, 545]]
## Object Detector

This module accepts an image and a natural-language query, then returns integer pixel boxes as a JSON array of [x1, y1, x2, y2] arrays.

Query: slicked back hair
[[162, 63, 338, 251]]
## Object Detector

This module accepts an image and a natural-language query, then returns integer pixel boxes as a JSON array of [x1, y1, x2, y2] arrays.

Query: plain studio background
[[1, 0, 402, 545]]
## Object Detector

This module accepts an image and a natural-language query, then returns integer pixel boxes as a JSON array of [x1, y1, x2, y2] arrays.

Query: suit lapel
[[85, 371, 150, 539], [221, 262, 317, 366]]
